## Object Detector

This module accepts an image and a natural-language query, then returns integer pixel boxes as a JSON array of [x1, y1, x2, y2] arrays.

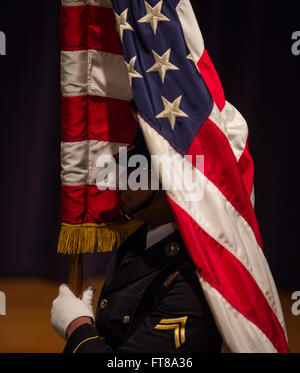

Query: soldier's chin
[[121, 193, 131, 203], [122, 204, 136, 215]]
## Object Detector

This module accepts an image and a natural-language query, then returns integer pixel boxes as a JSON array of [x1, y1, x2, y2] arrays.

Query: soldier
[[51, 131, 222, 353]]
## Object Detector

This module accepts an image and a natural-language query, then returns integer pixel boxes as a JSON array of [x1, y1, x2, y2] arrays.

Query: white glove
[[51, 284, 95, 340]]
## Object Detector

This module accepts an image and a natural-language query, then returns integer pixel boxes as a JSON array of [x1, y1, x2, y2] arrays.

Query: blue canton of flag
[[112, 0, 213, 155]]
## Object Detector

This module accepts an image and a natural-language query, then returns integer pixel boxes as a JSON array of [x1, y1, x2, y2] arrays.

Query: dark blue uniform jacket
[[64, 224, 222, 353]]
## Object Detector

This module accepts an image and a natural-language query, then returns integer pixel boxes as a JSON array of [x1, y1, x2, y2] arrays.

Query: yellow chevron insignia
[[154, 316, 188, 349]]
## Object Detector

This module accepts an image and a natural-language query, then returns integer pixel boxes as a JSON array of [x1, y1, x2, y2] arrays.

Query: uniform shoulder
[[154, 265, 209, 317]]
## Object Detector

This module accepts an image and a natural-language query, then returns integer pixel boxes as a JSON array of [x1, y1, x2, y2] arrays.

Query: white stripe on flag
[[61, 50, 88, 97], [62, 0, 112, 7], [250, 185, 255, 207], [61, 140, 128, 186], [209, 101, 249, 162], [61, 50, 132, 101], [88, 50, 132, 100], [176, 0, 205, 63]]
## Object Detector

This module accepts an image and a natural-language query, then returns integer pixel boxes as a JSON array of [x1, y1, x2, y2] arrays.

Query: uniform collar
[[101, 225, 184, 295], [146, 222, 177, 249]]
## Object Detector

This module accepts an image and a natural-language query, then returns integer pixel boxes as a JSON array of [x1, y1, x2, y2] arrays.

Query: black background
[[0, 1, 299, 289]]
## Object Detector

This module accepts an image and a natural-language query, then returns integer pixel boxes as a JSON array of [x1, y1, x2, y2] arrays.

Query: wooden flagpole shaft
[[68, 254, 83, 297]]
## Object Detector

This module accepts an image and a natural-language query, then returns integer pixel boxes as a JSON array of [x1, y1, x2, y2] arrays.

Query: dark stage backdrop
[[0, 1, 299, 289]]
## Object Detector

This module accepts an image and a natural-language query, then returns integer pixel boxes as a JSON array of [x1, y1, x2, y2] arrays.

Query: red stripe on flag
[[197, 48, 225, 112], [61, 185, 122, 224], [237, 139, 255, 199], [87, 186, 122, 223], [89, 5, 122, 54], [88, 95, 138, 143], [188, 118, 263, 248], [61, 5, 122, 54], [61, 6, 88, 51], [61, 95, 88, 142], [168, 197, 289, 353], [61, 95, 138, 143], [61, 185, 87, 224]]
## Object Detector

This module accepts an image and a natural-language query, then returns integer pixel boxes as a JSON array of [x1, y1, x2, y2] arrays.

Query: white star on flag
[[138, 0, 170, 35], [125, 56, 143, 86], [114, 8, 134, 42], [156, 95, 189, 129], [147, 49, 179, 83]]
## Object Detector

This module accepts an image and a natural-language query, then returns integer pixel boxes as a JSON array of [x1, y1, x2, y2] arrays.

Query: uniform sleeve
[[63, 323, 113, 353], [64, 272, 221, 353], [63, 310, 203, 353]]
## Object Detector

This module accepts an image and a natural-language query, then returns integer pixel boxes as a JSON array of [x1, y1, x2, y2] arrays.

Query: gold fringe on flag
[[58, 220, 144, 254]]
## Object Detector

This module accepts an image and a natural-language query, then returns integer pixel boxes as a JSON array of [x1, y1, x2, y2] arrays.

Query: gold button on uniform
[[165, 242, 180, 256], [123, 315, 130, 324], [100, 298, 108, 310]]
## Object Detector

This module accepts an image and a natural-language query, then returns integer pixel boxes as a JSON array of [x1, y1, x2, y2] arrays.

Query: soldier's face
[[120, 167, 156, 215], [121, 188, 156, 215]]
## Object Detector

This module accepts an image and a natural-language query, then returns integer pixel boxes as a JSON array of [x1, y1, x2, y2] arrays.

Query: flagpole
[[68, 254, 83, 297]]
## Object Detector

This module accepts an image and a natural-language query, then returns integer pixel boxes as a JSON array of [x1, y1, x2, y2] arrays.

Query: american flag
[[60, 0, 289, 352]]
